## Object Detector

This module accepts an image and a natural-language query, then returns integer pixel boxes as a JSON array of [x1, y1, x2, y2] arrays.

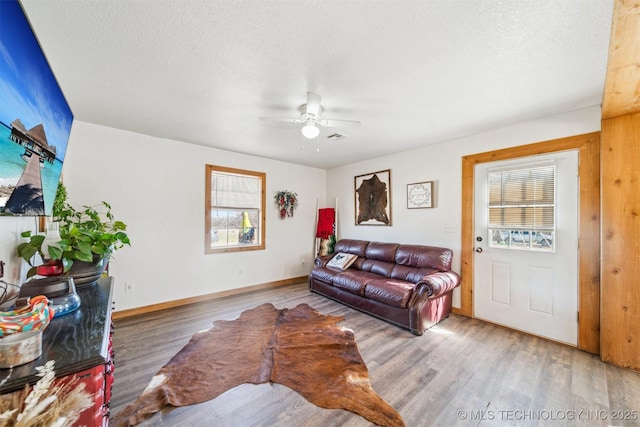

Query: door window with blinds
[[487, 162, 555, 251], [205, 165, 265, 253]]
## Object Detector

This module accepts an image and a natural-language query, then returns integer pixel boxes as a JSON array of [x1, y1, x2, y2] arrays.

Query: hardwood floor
[[110, 282, 640, 426]]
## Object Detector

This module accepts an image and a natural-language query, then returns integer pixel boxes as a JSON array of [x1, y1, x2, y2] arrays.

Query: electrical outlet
[[125, 282, 134, 293], [0, 260, 4, 278]]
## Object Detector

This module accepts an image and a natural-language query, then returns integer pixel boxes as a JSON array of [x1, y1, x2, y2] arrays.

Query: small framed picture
[[407, 181, 433, 209]]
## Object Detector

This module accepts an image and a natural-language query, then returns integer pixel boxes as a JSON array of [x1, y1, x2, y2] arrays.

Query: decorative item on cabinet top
[[16, 182, 130, 285]]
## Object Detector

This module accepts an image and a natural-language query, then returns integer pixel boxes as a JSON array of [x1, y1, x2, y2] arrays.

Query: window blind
[[488, 164, 555, 230], [211, 172, 261, 209]]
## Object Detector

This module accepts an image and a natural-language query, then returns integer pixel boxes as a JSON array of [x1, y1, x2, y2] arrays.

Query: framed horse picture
[[354, 169, 391, 226]]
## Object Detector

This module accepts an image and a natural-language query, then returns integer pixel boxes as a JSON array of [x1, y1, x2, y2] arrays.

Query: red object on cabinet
[[35, 260, 64, 276]]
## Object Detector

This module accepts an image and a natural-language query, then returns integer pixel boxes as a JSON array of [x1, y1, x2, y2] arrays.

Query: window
[[205, 165, 265, 253], [487, 163, 555, 251]]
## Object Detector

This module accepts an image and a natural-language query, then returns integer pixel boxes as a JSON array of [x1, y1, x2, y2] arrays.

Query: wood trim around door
[[459, 132, 601, 354]]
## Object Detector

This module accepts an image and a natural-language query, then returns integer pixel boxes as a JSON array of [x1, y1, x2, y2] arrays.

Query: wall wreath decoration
[[275, 190, 298, 219]]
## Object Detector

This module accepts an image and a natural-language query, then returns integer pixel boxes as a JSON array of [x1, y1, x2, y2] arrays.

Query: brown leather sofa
[[309, 239, 461, 335]]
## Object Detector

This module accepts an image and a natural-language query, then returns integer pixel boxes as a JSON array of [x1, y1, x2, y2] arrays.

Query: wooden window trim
[[205, 164, 266, 254]]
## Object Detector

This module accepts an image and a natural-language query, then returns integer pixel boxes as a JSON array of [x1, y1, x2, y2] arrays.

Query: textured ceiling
[[19, 0, 613, 169]]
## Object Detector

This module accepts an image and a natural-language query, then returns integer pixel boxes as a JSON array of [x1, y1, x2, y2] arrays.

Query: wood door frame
[[458, 132, 601, 354]]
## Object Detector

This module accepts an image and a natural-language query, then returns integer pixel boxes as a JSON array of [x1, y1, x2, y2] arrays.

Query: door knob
[[475, 247, 483, 253]]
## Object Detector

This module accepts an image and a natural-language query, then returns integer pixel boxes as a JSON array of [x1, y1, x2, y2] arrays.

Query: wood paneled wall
[[602, 0, 640, 120], [600, 0, 640, 371], [600, 115, 640, 370]]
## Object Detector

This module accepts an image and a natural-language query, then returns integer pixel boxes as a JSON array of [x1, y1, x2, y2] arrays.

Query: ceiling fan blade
[[306, 92, 322, 117], [258, 117, 298, 123], [320, 119, 361, 128]]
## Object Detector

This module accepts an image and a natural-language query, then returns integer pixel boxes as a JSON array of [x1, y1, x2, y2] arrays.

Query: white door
[[473, 151, 578, 345]]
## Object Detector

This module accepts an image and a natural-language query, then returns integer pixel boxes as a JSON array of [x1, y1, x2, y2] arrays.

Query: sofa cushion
[[362, 259, 396, 277], [332, 271, 380, 296], [310, 267, 339, 283], [390, 265, 439, 283], [395, 244, 453, 272], [364, 279, 415, 308], [351, 257, 366, 270], [334, 239, 369, 257], [365, 242, 399, 263]]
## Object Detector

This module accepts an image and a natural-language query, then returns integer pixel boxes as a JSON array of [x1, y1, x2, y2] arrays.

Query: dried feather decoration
[[0, 360, 92, 427]]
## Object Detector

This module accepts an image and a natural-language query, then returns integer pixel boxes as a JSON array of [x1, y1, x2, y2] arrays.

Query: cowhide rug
[[112, 303, 405, 427]]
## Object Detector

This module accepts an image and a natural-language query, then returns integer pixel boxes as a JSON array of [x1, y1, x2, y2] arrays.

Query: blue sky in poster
[[0, 0, 73, 161]]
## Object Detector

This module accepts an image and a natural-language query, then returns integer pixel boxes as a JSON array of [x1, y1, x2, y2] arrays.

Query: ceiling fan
[[259, 92, 361, 139]]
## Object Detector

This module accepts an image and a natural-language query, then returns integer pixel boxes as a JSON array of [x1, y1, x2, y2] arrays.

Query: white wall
[[34, 121, 325, 311], [326, 105, 602, 308], [0, 216, 35, 292]]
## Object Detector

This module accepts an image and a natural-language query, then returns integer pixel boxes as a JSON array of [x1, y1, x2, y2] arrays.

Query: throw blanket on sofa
[[112, 303, 405, 427]]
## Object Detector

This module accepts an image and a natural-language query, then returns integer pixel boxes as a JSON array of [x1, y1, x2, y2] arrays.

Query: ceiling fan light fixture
[[301, 121, 320, 139], [260, 92, 360, 142]]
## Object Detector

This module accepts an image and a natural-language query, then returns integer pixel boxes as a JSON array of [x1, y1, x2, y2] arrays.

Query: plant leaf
[[47, 245, 63, 260], [26, 266, 38, 278], [62, 258, 73, 272], [76, 241, 93, 256], [17, 243, 38, 265], [73, 250, 93, 263], [30, 234, 46, 247]]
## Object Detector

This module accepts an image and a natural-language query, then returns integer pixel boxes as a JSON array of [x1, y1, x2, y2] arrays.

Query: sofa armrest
[[416, 271, 461, 299], [314, 255, 334, 268]]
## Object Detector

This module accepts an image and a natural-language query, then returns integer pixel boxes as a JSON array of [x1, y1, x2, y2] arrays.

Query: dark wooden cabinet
[[0, 277, 115, 426]]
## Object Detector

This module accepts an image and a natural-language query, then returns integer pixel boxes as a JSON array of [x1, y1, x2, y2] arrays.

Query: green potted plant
[[17, 183, 130, 284]]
